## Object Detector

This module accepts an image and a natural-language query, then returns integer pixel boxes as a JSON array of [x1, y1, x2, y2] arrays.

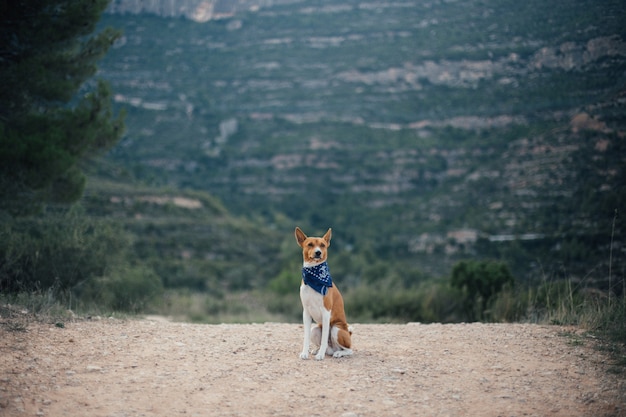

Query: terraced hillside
[[94, 0, 626, 282]]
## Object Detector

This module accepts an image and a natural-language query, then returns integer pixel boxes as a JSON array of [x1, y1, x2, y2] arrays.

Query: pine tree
[[0, 0, 125, 215]]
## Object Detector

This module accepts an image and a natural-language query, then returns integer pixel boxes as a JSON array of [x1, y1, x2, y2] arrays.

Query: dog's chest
[[300, 284, 326, 323]]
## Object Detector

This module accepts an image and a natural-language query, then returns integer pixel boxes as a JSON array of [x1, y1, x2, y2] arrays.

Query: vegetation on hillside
[[95, 0, 626, 281], [1, 1, 624, 360]]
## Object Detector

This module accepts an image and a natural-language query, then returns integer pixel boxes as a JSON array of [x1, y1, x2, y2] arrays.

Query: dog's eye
[[320, 243, 326, 248], [307, 243, 314, 247]]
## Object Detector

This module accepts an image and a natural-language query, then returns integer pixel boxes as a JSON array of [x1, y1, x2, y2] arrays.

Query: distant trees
[[0, 0, 124, 215]]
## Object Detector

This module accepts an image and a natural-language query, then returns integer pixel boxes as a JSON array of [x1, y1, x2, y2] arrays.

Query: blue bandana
[[302, 261, 333, 295]]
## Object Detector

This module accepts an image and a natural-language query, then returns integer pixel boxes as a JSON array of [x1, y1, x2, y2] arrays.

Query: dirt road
[[1, 318, 624, 416]]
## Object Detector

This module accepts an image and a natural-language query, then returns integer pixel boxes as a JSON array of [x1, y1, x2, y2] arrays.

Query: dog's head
[[295, 227, 332, 265]]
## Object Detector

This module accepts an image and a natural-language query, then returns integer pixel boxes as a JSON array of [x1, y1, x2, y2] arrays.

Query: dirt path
[[1, 318, 624, 417]]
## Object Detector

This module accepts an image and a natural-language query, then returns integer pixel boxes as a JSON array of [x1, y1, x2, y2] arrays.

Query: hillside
[[80, 177, 283, 295], [92, 0, 626, 285]]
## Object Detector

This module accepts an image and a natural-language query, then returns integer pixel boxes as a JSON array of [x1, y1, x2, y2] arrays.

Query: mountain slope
[[94, 0, 626, 282]]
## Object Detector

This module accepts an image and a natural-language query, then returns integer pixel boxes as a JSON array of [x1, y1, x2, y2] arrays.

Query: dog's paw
[[333, 349, 353, 358], [314, 351, 325, 361], [300, 351, 309, 360]]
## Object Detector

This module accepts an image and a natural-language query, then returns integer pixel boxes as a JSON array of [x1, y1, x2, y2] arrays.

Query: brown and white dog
[[295, 227, 352, 360]]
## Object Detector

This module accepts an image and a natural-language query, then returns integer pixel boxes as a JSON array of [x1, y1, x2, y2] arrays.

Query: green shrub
[[418, 281, 465, 323], [77, 265, 163, 313], [487, 288, 528, 322], [268, 269, 301, 296], [0, 206, 165, 314], [345, 282, 452, 323], [450, 260, 515, 321], [0, 207, 128, 293]]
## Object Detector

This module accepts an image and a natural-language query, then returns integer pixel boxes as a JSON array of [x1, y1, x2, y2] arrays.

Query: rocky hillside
[[95, 0, 626, 281], [107, 0, 300, 22]]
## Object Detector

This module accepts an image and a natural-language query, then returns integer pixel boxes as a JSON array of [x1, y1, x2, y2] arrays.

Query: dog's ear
[[295, 227, 307, 247], [323, 228, 332, 246]]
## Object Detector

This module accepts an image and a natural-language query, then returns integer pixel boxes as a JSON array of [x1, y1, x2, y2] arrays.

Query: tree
[[0, 0, 124, 215]]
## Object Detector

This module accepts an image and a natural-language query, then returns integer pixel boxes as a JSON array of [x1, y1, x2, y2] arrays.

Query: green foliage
[[345, 285, 418, 323], [79, 180, 285, 300], [0, 1, 124, 214], [0, 207, 129, 293], [450, 260, 515, 321], [487, 288, 528, 323], [1, 82, 124, 213], [269, 269, 301, 296], [344, 280, 464, 323], [0, 205, 164, 313], [78, 265, 163, 313], [265, 291, 303, 321], [0, 0, 118, 115]]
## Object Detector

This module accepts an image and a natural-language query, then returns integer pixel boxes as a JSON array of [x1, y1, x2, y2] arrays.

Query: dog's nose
[[314, 250, 322, 258]]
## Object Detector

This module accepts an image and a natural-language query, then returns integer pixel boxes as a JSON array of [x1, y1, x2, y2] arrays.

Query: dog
[[295, 227, 353, 360]]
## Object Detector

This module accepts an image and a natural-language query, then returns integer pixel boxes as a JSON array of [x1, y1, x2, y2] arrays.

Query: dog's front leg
[[316, 309, 331, 360], [300, 309, 312, 359]]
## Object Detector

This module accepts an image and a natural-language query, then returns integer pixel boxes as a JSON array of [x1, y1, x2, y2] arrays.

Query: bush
[[450, 260, 515, 321], [418, 281, 465, 323], [0, 207, 128, 293], [269, 269, 301, 296], [77, 265, 163, 313], [0, 206, 165, 314], [345, 280, 463, 323], [487, 288, 528, 322]]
